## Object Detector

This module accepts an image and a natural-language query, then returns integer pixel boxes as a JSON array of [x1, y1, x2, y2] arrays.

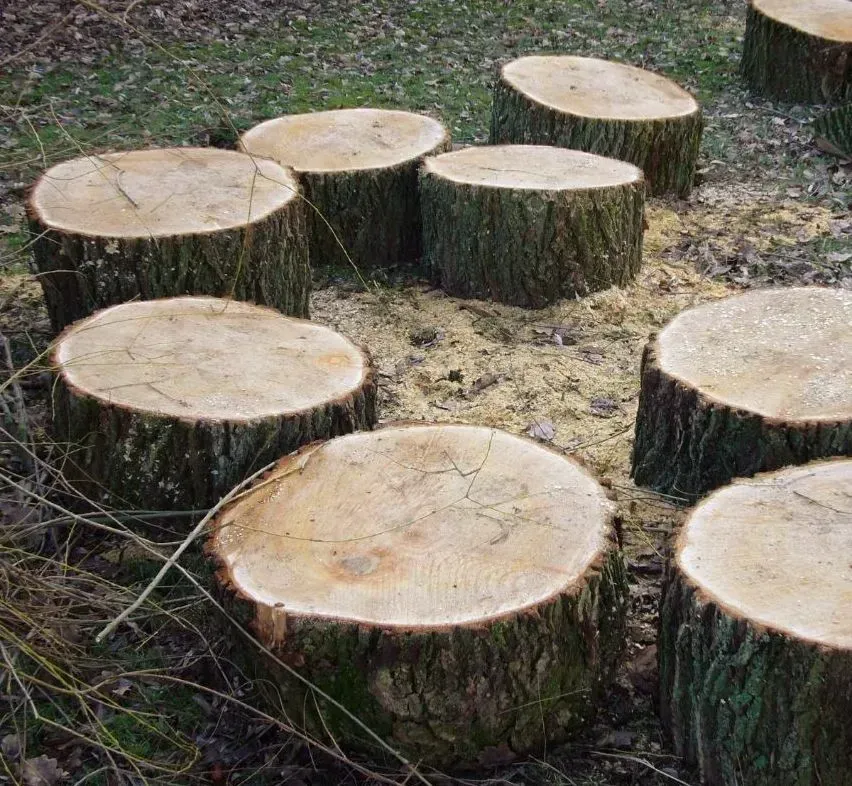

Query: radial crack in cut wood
[[207, 423, 629, 769], [741, 0, 852, 104], [490, 56, 702, 197], [631, 286, 852, 500], [420, 145, 645, 308], [51, 296, 377, 512], [239, 108, 450, 272], [659, 460, 852, 786], [29, 148, 310, 332]]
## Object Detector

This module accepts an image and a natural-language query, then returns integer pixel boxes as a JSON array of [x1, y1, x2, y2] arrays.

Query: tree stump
[[29, 148, 310, 333], [420, 145, 645, 308], [814, 103, 852, 158], [208, 423, 629, 768], [52, 296, 377, 511], [490, 56, 702, 198], [631, 287, 852, 500], [741, 0, 852, 104], [659, 460, 852, 786], [239, 109, 449, 271]]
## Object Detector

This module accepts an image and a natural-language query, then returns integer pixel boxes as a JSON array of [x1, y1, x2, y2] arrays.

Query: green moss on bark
[[213, 544, 629, 769], [490, 79, 702, 198], [660, 568, 852, 786], [741, 4, 852, 104], [420, 172, 645, 308], [30, 201, 310, 333], [630, 341, 852, 500]]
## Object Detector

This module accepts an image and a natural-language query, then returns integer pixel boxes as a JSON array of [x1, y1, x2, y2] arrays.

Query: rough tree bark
[[631, 287, 852, 500], [420, 146, 645, 308], [659, 461, 852, 786], [490, 56, 703, 198], [208, 424, 630, 769], [814, 103, 852, 157], [29, 148, 310, 333], [240, 109, 450, 271], [741, 0, 852, 104], [52, 297, 377, 512]]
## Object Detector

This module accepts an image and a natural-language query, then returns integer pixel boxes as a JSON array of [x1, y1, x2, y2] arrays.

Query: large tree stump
[[659, 460, 852, 786], [239, 109, 449, 271], [29, 148, 309, 332], [52, 296, 377, 511], [814, 103, 852, 158], [631, 287, 852, 500], [208, 423, 629, 768], [490, 56, 702, 198], [420, 145, 645, 308], [741, 0, 852, 104]]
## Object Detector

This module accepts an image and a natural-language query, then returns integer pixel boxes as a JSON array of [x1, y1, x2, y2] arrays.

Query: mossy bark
[[659, 568, 852, 786], [741, 4, 852, 105], [51, 361, 377, 512], [814, 103, 852, 157], [211, 543, 629, 769], [301, 140, 450, 273], [420, 174, 645, 308], [630, 341, 852, 500], [30, 202, 310, 333], [490, 79, 702, 198]]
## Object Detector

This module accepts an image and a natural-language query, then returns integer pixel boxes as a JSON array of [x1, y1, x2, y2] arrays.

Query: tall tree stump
[[490, 56, 702, 197], [52, 296, 377, 511], [239, 109, 449, 271], [208, 423, 629, 768], [420, 145, 645, 308], [659, 460, 852, 786], [632, 287, 852, 500], [29, 148, 309, 332], [741, 0, 852, 104]]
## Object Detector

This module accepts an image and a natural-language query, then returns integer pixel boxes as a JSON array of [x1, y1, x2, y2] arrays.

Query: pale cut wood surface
[[212, 423, 614, 627], [56, 296, 369, 421], [30, 148, 298, 239], [753, 0, 852, 42]]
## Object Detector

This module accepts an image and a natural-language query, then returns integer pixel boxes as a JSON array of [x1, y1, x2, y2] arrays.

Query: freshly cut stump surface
[[631, 287, 852, 499], [490, 56, 702, 197], [209, 423, 628, 768], [239, 109, 449, 270], [421, 145, 645, 308], [29, 148, 309, 332], [52, 296, 377, 511], [741, 0, 852, 104], [659, 460, 852, 786]]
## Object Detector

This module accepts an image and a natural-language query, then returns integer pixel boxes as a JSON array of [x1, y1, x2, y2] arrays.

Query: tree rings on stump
[[52, 296, 377, 511], [490, 56, 702, 197], [632, 287, 852, 500], [208, 423, 628, 768], [239, 109, 449, 270], [29, 148, 309, 332], [421, 145, 645, 308], [741, 0, 852, 104], [659, 460, 852, 786]]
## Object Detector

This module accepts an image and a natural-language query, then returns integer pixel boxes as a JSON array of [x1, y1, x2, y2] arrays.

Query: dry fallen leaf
[[20, 756, 67, 786]]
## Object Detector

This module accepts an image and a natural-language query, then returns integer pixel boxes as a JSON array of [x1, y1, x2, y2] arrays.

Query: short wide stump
[[421, 145, 645, 308], [29, 148, 310, 331], [209, 423, 628, 767], [490, 56, 702, 197], [660, 460, 852, 786], [741, 0, 852, 103], [52, 297, 377, 511], [632, 287, 852, 499], [240, 108, 449, 270]]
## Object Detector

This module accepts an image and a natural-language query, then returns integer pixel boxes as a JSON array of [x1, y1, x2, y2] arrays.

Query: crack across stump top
[[655, 287, 852, 422], [499, 55, 698, 121], [677, 458, 852, 650], [239, 108, 448, 173], [751, 0, 852, 43], [54, 296, 370, 422], [211, 423, 614, 628], [29, 148, 299, 239], [422, 144, 643, 191]]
